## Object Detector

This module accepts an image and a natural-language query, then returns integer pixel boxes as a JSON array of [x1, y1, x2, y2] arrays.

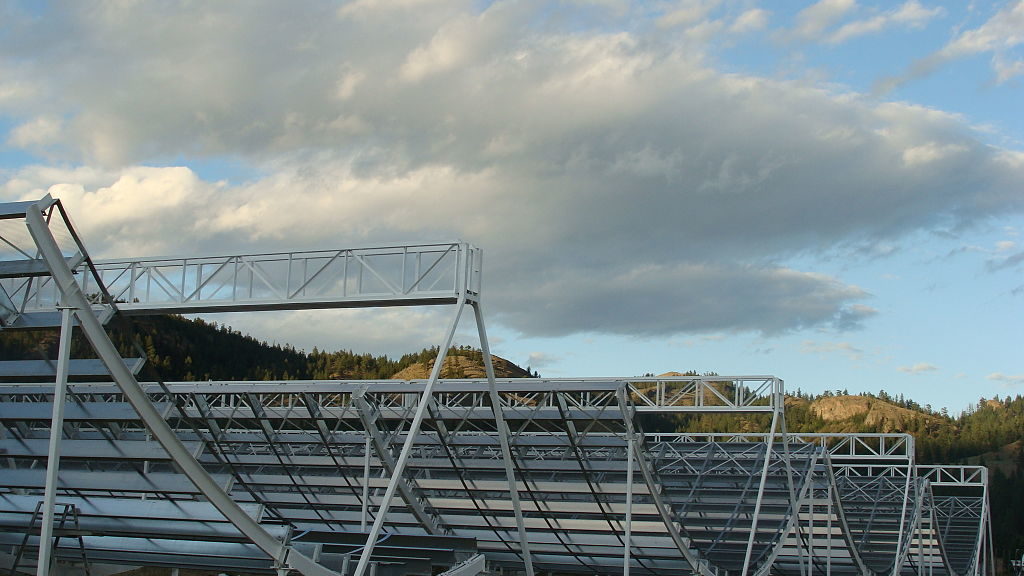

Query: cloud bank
[[1, 1, 1022, 348]]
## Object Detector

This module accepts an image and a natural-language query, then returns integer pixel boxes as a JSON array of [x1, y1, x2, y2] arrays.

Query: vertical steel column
[[624, 435, 634, 576], [921, 508, 929, 569], [892, 437, 915, 576], [826, 480, 833, 576], [929, 512, 937, 576], [986, 506, 994, 576], [37, 306, 74, 576], [741, 407, 781, 576], [775, 399, 807, 576], [976, 470, 989, 576], [361, 436, 371, 532], [352, 296, 467, 576], [473, 302, 535, 576], [807, 496, 815, 576]]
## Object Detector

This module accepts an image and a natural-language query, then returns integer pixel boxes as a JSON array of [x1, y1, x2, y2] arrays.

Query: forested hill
[[0, 314, 534, 381], [1, 315, 1022, 561]]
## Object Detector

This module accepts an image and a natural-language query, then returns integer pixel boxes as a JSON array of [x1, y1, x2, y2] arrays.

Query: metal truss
[[646, 433, 914, 461], [0, 378, 797, 576], [625, 376, 782, 412], [916, 466, 987, 487], [4, 242, 482, 315], [0, 380, 993, 576], [0, 196, 992, 576]]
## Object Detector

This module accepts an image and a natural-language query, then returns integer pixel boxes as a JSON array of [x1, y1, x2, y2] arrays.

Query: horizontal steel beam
[[0, 358, 145, 379], [0, 254, 83, 279], [0, 195, 56, 219]]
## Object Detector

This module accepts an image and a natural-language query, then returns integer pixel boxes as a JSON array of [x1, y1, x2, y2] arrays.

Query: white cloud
[[987, 372, 1024, 388], [658, 0, 721, 29], [494, 263, 876, 337], [901, 142, 969, 167], [4, 165, 117, 201], [526, 352, 559, 371], [400, 17, 477, 82], [941, 1, 1024, 58], [827, 1, 943, 45], [898, 362, 938, 374], [792, 0, 856, 41], [7, 115, 62, 148], [0, 76, 38, 109], [787, 0, 942, 46], [800, 340, 865, 361], [334, 68, 366, 101], [731, 8, 769, 34], [994, 53, 1024, 83], [6, 165, 221, 258], [939, 1, 1024, 82]]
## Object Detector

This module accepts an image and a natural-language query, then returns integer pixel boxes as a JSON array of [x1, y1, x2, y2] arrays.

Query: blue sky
[[1, 0, 1022, 412]]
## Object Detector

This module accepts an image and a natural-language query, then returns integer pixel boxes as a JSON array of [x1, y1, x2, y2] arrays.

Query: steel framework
[[0, 196, 992, 576]]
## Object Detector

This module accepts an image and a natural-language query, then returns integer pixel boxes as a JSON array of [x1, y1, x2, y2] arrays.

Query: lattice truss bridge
[[0, 196, 992, 576]]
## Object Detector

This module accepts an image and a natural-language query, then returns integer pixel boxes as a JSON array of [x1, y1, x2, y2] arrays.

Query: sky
[[1, 0, 1022, 413]]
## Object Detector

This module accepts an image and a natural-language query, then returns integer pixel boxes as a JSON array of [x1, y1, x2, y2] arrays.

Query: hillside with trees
[[0, 315, 532, 382]]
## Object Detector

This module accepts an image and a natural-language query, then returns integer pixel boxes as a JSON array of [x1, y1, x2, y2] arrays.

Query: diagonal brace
[[352, 389, 450, 536]]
